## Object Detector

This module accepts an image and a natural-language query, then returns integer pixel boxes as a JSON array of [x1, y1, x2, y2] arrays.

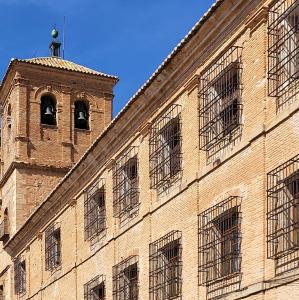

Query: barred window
[[267, 154, 299, 259], [149, 231, 182, 300], [0, 285, 3, 300], [198, 196, 242, 285], [113, 147, 139, 217], [112, 256, 138, 300], [45, 223, 61, 271], [149, 104, 182, 189], [84, 275, 105, 300], [14, 257, 26, 295], [84, 179, 106, 240], [199, 47, 242, 151], [268, 0, 299, 98]]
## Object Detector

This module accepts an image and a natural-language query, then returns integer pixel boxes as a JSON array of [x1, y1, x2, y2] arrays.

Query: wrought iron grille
[[267, 154, 299, 259], [199, 47, 243, 151], [149, 104, 182, 189], [198, 196, 242, 285], [45, 223, 61, 271], [112, 256, 139, 300], [113, 147, 139, 217], [84, 179, 106, 240], [268, 0, 299, 97], [149, 231, 182, 300], [14, 257, 26, 295], [0, 285, 3, 300], [84, 275, 105, 300]]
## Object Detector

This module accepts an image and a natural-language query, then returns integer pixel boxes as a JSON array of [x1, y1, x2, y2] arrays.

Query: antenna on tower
[[62, 16, 66, 59]]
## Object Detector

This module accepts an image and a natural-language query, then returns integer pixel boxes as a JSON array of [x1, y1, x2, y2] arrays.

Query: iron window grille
[[149, 231, 182, 300], [149, 104, 182, 189], [14, 257, 26, 295], [198, 196, 242, 285], [84, 275, 105, 300], [268, 0, 299, 97], [45, 223, 61, 271], [113, 147, 139, 217], [112, 256, 139, 300], [199, 47, 243, 151], [267, 154, 299, 259], [84, 179, 106, 240]]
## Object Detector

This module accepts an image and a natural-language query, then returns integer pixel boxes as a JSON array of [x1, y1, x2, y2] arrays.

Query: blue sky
[[0, 0, 215, 116]]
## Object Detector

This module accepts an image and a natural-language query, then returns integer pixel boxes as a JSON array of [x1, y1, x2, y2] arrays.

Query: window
[[7, 104, 11, 130], [84, 179, 106, 240], [45, 223, 61, 271], [84, 275, 105, 300], [267, 154, 299, 259], [198, 196, 242, 285], [0, 209, 9, 242], [14, 257, 26, 295], [149, 231, 182, 300], [199, 47, 242, 151], [268, 0, 299, 97], [0, 285, 3, 300], [41, 95, 57, 126], [113, 147, 139, 217], [75, 101, 89, 130], [149, 104, 182, 189], [112, 256, 138, 300]]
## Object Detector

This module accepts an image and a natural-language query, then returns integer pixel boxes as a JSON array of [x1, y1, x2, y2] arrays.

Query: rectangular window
[[198, 196, 242, 285], [268, 0, 299, 98], [14, 257, 26, 295], [0, 212, 9, 242], [45, 223, 61, 271], [112, 256, 138, 300], [199, 46, 242, 151], [149, 231, 182, 300], [149, 104, 182, 189], [84, 275, 105, 300], [84, 179, 106, 240], [113, 147, 139, 217], [0, 285, 3, 300], [267, 154, 299, 258]]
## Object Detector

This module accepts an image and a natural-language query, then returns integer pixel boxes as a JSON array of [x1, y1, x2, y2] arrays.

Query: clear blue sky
[[0, 0, 215, 116]]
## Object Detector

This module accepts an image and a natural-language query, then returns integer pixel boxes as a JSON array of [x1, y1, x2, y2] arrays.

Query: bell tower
[[0, 29, 118, 236]]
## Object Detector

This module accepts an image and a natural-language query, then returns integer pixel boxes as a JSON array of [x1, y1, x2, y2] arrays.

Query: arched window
[[41, 95, 57, 126], [74, 101, 89, 130]]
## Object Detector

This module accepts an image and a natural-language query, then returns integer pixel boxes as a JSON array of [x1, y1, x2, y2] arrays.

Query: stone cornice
[[0, 161, 70, 188]]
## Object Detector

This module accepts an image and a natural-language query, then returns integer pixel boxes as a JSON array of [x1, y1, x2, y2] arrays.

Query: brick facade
[[1, 0, 299, 299]]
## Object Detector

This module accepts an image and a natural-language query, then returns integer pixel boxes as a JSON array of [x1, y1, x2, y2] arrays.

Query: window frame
[[149, 104, 182, 190], [267, 154, 299, 259], [198, 196, 242, 285], [84, 179, 106, 241], [84, 275, 105, 300], [14, 257, 26, 295], [45, 223, 62, 271], [199, 46, 243, 151], [149, 231, 182, 300], [113, 147, 139, 217], [112, 256, 139, 300]]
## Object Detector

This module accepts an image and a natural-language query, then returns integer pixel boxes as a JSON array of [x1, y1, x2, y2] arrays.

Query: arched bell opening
[[74, 101, 89, 130], [41, 94, 57, 126]]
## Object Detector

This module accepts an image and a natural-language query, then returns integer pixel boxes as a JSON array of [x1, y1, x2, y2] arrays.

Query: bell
[[44, 106, 53, 116], [78, 111, 86, 121]]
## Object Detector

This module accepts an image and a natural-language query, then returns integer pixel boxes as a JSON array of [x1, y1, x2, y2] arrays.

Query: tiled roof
[[16, 57, 118, 80]]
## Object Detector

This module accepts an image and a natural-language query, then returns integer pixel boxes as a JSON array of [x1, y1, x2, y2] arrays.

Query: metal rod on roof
[[62, 17, 65, 59]]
